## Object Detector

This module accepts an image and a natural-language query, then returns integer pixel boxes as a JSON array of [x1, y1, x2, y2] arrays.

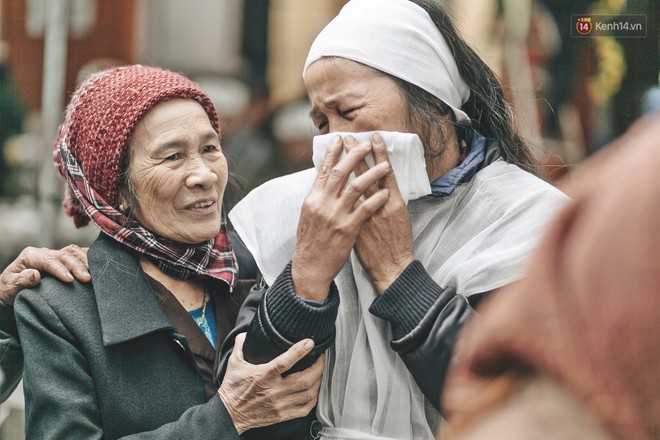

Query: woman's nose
[[185, 158, 217, 188]]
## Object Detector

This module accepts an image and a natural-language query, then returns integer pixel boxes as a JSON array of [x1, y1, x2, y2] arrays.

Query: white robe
[[230, 144, 568, 439]]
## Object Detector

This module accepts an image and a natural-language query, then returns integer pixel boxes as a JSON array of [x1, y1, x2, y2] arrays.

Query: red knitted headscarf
[[54, 64, 220, 225], [54, 65, 237, 286]]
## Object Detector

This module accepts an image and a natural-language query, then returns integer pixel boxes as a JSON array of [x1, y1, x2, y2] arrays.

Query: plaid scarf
[[56, 138, 238, 289]]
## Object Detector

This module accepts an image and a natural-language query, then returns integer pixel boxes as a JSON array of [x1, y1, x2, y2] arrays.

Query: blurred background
[[0, 0, 657, 434]]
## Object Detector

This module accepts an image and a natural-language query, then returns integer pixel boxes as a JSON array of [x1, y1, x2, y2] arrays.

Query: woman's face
[[304, 57, 460, 180], [125, 99, 227, 244], [304, 58, 411, 135]]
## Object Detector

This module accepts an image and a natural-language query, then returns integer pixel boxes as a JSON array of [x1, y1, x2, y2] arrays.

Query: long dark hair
[[402, 0, 538, 175]]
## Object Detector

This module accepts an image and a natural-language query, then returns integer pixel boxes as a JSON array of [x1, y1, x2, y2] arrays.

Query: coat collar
[[89, 233, 175, 347]]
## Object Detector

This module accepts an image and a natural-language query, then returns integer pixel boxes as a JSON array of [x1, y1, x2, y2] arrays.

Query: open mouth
[[192, 200, 214, 209], [185, 199, 217, 213]]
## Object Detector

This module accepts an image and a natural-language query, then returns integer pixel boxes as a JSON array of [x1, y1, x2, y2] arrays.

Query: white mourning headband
[[303, 0, 471, 124]]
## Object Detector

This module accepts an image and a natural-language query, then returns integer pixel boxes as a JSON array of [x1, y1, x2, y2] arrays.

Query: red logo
[[576, 17, 592, 35]]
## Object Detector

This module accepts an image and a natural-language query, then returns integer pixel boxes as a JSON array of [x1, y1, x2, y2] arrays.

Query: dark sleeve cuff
[[265, 261, 339, 345], [302, 297, 330, 307], [369, 260, 454, 341]]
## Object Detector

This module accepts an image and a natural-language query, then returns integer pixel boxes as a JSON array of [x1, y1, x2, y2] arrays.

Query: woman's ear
[[117, 193, 131, 215]]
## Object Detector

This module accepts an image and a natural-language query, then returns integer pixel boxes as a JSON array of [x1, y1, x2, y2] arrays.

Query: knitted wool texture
[[54, 65, 220, 228]]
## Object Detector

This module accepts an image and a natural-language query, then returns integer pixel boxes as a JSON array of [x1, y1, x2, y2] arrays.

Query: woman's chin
[[165, 222, 222, 245]]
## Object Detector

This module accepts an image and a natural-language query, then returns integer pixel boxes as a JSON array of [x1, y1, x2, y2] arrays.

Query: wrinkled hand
[[291, 135, 391, 300], [218, 333, 324, 434], [0, 245, 90, 305], [347, 133, 415, 293]]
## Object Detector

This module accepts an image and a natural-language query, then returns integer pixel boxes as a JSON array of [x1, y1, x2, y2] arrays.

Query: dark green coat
[[0, 299, 22, 402], [15, 234, 243, 439]]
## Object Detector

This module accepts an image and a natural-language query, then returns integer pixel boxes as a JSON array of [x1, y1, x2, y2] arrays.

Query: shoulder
[[15, 276, 96, 318], [477, 161, 566, 195], [469, 161, 569, 214]]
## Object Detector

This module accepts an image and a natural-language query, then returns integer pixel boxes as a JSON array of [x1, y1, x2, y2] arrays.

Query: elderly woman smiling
[[13, 65, 346, 439]]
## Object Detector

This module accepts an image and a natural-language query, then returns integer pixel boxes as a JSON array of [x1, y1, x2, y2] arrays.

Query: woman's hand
[[218, 333, 325, 434], [0, 245, 91, 305], [291, 135, 391, 300], [348, 133, 415, 293]]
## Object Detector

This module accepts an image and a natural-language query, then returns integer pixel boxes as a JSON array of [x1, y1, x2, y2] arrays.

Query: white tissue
[[229, 131, 431, 285]]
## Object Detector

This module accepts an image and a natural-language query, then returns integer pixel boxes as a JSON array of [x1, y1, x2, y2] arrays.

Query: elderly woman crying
[[225, 0, 570, 439], [13, 65, 330, 439]]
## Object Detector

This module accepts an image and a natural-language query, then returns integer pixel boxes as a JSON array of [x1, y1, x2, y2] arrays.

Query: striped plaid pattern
[[56, 138, 238, 288]]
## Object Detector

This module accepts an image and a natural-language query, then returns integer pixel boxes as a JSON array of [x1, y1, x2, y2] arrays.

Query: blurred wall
[[133, 0, 243, 76], [268, 0, 344, 108], [0, 0, 134, 111]]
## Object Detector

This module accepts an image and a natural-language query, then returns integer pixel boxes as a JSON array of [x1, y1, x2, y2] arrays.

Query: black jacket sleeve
[[217, 262, 339, 378], [218, 260, 476, 434], [369, 260, 474, 411], [216, 262, 339, 440], [242, 262, 338, 373]]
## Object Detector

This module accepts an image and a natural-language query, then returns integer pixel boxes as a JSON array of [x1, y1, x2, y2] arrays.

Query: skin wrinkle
[[308, 73, 407, 133], [151, 130, 219, 157], [125, 98, 228, 245], [305, 57, 460, 181], [394, 76, 458, 158]]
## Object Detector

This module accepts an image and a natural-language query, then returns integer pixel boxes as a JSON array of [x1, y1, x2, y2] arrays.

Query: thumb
[[19, 269, 41, 288], [268, 338, 315, 375], [0, 269, 41, 305], [230, 332, 247, 362]]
